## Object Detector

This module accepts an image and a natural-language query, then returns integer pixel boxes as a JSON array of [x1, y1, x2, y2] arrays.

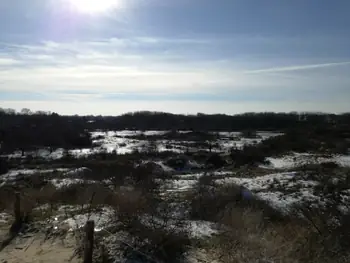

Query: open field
[[1, 118, 350, 262]]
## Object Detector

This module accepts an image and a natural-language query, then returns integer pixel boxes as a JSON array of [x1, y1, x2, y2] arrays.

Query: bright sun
[[68, 0, 122, 14]]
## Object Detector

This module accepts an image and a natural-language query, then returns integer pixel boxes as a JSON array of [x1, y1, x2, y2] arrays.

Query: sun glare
[[67, 0, 122, 14]]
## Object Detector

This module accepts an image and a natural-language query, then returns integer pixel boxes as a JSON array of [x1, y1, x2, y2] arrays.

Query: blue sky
[[1, 0, 350, 115]]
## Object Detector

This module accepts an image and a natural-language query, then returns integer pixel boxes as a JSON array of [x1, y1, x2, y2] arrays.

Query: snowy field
[[2, 162, 350, 218], [0, 167, 90, 187], [1, 130, 283, 160], [2, 167, 344, 239], [262, 152, 350, 169], [1, 129, 350, 263], [160, 171, 350, 215]]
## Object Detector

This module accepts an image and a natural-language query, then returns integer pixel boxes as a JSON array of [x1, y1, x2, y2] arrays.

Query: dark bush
[[206, 153, 227, 169], [0, 185, 14, 211], [0, 113, 92, 154], [296, 205, 350, 261], [230, 145, 268, 167], [131, 164, 160, 193], [0, 158, 9, 175], [123, 224, 190, 263], [83, 160, 135, 182], [109, 186, 190, 263], [320, 161, 339, 169], [190, 177, 286, 223], [189, 182, 242, 221], [240, 130, 259, 138], [166, 156, 188, 170], [260, 127, 350, 156]]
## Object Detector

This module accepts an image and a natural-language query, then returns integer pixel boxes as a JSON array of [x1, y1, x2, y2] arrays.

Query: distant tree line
[[86, 111, 350, 132], [1, 108, 350, 154], [0, 109, 91, 154]]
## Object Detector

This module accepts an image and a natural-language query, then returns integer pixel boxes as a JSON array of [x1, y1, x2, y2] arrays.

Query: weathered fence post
[[1, 192, 23, 250], [14, 192, 21, 223], [83, 220, 95, 263], [9, 192, 22, 234]]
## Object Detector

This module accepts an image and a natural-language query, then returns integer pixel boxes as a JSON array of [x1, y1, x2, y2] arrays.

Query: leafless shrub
[[205, 202, 350, 263], [0, 186, 15, 211], [116, 196, 190, 263], [189, 174, 287, 224], [124, 224, 190, 263], [100, 169, 191, 263], [188, 177, 238, 221], [295, 203, 350, 262]]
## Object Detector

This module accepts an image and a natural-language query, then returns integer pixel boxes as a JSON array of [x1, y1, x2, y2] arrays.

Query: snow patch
[[188, 220, 218, 238], [50, 178, 96, 189], [62, 207, 114, 232], [140, 215, 218, 238], [263, 153, 350, 169], [0, 167, 90, 186], [0, 168, 69, 181], [154, 161, 174, 173], [215, 172, 328, 213], [63, 167, 90, 176], [0, 212, 11, 224], [161, 179, 198, 192], [215, 172, 299, 190]]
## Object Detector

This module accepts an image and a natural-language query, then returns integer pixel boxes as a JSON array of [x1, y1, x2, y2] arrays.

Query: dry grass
[[187, 171, 350, 263], [0, 171, 190, 262], [198, 201, 350, 263], [4, 158, 350, 263]]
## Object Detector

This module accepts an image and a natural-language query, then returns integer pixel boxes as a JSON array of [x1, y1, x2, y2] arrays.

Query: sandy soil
[[0, 233, 79, 263]]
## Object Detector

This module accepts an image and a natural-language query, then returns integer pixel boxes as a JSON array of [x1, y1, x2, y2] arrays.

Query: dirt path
[[0, 233, 79, 263]]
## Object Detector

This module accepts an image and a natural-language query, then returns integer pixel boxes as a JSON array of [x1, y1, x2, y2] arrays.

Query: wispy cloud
[[1, 38, 350, 114], [1, 0, 350, 114], [0, 57, 21, 66], [246, 61, 350, 74], [0, 39, 267, 95]]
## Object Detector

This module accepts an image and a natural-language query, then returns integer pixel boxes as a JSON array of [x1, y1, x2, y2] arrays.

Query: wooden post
[[100, 244, 108, 263], [10, 192, 22, 234], [14, 192, 21, 224], [83, 220, 95, 263]]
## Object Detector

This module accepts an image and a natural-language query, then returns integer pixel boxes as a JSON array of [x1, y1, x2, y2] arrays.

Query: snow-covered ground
[[140, 214, 218, 238], [212, 131, 283, 139], [219, 137, 261, 151], [50, 178, 96, 189], [90, 130, 282, 155], [0, 212, 11, 224], [92, 130, 169, 138], [158, 170, 350, 214], [262, 153, 350, 169], [258, 131, 284, 140], [215, 172, 323, 212], [0, 168, 69, 181], [61, 207, 115, 232], [160, 179, 198, 193], [2, 130, 283, 160], [217, 171, 350, 213], [216, 172, 300, 190], [48, 204, 217, 238], [4, 129, 349, 221], [0, 167, 91, 187], [153, 161, 175, 173], [187, 220, 218, 238], [1, 149, 66, 160], [160, 171, 233, 194]]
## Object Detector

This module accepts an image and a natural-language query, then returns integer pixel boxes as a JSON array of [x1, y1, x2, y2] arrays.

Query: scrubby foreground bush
[[187, 173, 350, 263], [0, 158, 9, 175], [0, 162, 191, 263]]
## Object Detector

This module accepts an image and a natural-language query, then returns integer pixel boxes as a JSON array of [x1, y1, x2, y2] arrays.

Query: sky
[[1, 0, 350, 115]]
